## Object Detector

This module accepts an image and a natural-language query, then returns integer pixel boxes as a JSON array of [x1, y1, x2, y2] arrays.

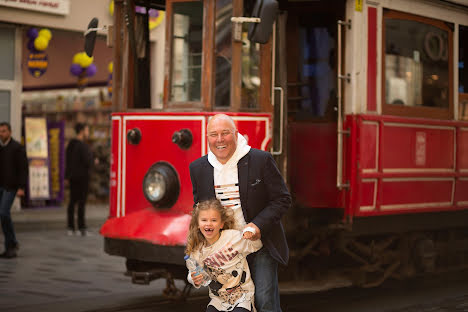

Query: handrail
[[271, 87, 284, 155], [337, 20, 351, 189]]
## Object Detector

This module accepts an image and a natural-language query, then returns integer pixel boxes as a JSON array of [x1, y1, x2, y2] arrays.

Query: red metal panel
[[381, 179, 453, 209], [102, 112, 271, 245], [352, 115, 468, 217], [458, 128, 468, 171], [382, 124, 455, 171], [454, 178, 468, 207], [108, 117, 121, 218], [289, 122, 344, 208], [100, 209, 192, 246], [360, 121, 378, 172], [123, 117, 205, 216], [359, 179, 376, 211], [367, 6, 377, 112]]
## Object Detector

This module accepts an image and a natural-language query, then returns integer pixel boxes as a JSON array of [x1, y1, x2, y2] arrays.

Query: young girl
[[186, 199, 262, 312]]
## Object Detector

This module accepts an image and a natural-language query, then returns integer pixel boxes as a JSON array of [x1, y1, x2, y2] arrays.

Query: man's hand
[[191, 271, 204, 287], [243, 223, 261, 241], [16, 189, 25, 197]]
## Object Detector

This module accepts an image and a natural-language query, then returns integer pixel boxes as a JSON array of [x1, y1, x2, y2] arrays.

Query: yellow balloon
[[72, 52, 82, 64], [79, 52, 94, 68], [149, 11, 165, 30], [34, 36, 48, 51], [108, 61, 113, 73], [109, 0, 114, 16], [38, 29, 52, 41]]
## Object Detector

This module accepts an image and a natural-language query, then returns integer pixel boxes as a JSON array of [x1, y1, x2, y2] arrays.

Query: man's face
[[0, 125, 11, 143], [207, 117, 238, 164]]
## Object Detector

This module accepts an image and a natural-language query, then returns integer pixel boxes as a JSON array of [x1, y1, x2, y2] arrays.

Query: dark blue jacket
[[0, 138, 28, 191], [65, 139, 92, 180], [189, 148, 291, 265]]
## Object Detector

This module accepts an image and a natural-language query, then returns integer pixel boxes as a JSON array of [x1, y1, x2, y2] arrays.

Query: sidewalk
[[11, 203, 109, 232]]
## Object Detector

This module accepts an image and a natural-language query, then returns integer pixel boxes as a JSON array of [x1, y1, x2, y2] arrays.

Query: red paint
[[108, 117, 120, 218], [101, 112, 271, 245], [454, 179, 468, 206], [288, 122, 344, 209], [381, 179, 453, 207], [100, 209, 192, 245], [382, 124, 454, 171], [458, 128, 468, 170], [360, 122, 378, 171], [360, 180, 376, 209], [350, 115, 468, 217], [367, 7, 377, 112]]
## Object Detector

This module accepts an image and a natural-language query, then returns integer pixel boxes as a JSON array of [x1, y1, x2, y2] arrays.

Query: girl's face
[[198, 208, 225, 245]]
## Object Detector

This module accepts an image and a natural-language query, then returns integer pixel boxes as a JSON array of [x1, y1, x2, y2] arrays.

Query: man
[[0, 122, 28, 259], [65, 123, 93, 236], [189, 114, 291, 312]]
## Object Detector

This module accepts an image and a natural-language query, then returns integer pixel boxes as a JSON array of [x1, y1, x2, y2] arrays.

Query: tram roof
[[134, 0, 468, 11]]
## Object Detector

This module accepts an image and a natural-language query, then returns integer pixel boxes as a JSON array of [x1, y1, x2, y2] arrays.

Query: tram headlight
[[142, 162, 180, 209]]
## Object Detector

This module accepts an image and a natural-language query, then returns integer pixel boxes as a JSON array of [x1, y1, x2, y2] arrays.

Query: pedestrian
[[189, 114, 291, 312], [186, 198, 262, 312], [0, 122, 28, 259], [65, 122, 93, 236]]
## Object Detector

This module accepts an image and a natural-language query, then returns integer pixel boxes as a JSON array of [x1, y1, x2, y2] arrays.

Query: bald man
[[189, 114, 291, 312]]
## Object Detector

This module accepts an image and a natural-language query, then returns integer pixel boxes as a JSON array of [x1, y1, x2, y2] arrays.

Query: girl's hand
[[243, 231, 253, 239], [191, 271, 204, 286]]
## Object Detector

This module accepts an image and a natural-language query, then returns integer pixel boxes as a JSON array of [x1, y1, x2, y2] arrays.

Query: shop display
[[22, 88, 111, 203]]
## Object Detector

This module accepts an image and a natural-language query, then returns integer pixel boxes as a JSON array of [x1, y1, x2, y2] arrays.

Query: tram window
[[289, 25, 336, 119], [215, 0, 233, 107], [460, 25, 468, 120], [383, 10, 453, 119], [170, 2, 203, 103]]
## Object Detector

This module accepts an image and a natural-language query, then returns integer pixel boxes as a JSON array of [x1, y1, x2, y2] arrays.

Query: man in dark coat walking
[[0, 122, 28, 258], [65, 123, 93, 236]]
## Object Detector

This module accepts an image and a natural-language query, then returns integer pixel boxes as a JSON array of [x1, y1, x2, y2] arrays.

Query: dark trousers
[[206, 305, 250, 312], [0, 187, 18, 250], [67, 177, 89, 231]]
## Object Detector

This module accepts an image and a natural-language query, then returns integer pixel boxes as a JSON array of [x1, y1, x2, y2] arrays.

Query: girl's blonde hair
[[185, 199, 236, 254]]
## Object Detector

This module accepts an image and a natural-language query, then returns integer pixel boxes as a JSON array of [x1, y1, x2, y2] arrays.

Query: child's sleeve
[[239, 231, 263, 254]]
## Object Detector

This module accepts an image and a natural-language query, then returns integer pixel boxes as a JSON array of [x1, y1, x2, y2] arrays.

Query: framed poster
[[25, 117, 50, 200]]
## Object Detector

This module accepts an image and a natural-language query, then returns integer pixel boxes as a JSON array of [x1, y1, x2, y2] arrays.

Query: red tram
[[99, 0, 468, 295]]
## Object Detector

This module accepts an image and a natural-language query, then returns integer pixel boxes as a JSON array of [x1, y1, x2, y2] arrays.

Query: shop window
[[0, 26, 15, 81], [382, 10, 453, 119], [0, 90, 10, 122], [169, 1, 203, 103]]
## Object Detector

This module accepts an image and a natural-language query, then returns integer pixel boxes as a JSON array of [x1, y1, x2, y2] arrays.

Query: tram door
[[278, 1, 346, 211]]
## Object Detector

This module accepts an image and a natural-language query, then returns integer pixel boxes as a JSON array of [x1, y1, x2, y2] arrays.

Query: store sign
[[0, 0, 70, 16], [27, 52, 48, 78]]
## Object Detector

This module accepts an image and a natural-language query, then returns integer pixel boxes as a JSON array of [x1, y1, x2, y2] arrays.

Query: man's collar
[[0, 137, 11, 147]]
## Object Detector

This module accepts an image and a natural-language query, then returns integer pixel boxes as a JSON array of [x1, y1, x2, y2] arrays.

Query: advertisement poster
[[47, 121, 65, 202], [25, 117, 49, 158], [28, 160, 50, 199], [25, 117, 50, 200]]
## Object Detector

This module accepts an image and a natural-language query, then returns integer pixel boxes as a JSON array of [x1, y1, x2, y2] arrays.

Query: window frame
[[164, 0, 208, 110], [381, 9, 454, 120], [164, 0, 272, 113]]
